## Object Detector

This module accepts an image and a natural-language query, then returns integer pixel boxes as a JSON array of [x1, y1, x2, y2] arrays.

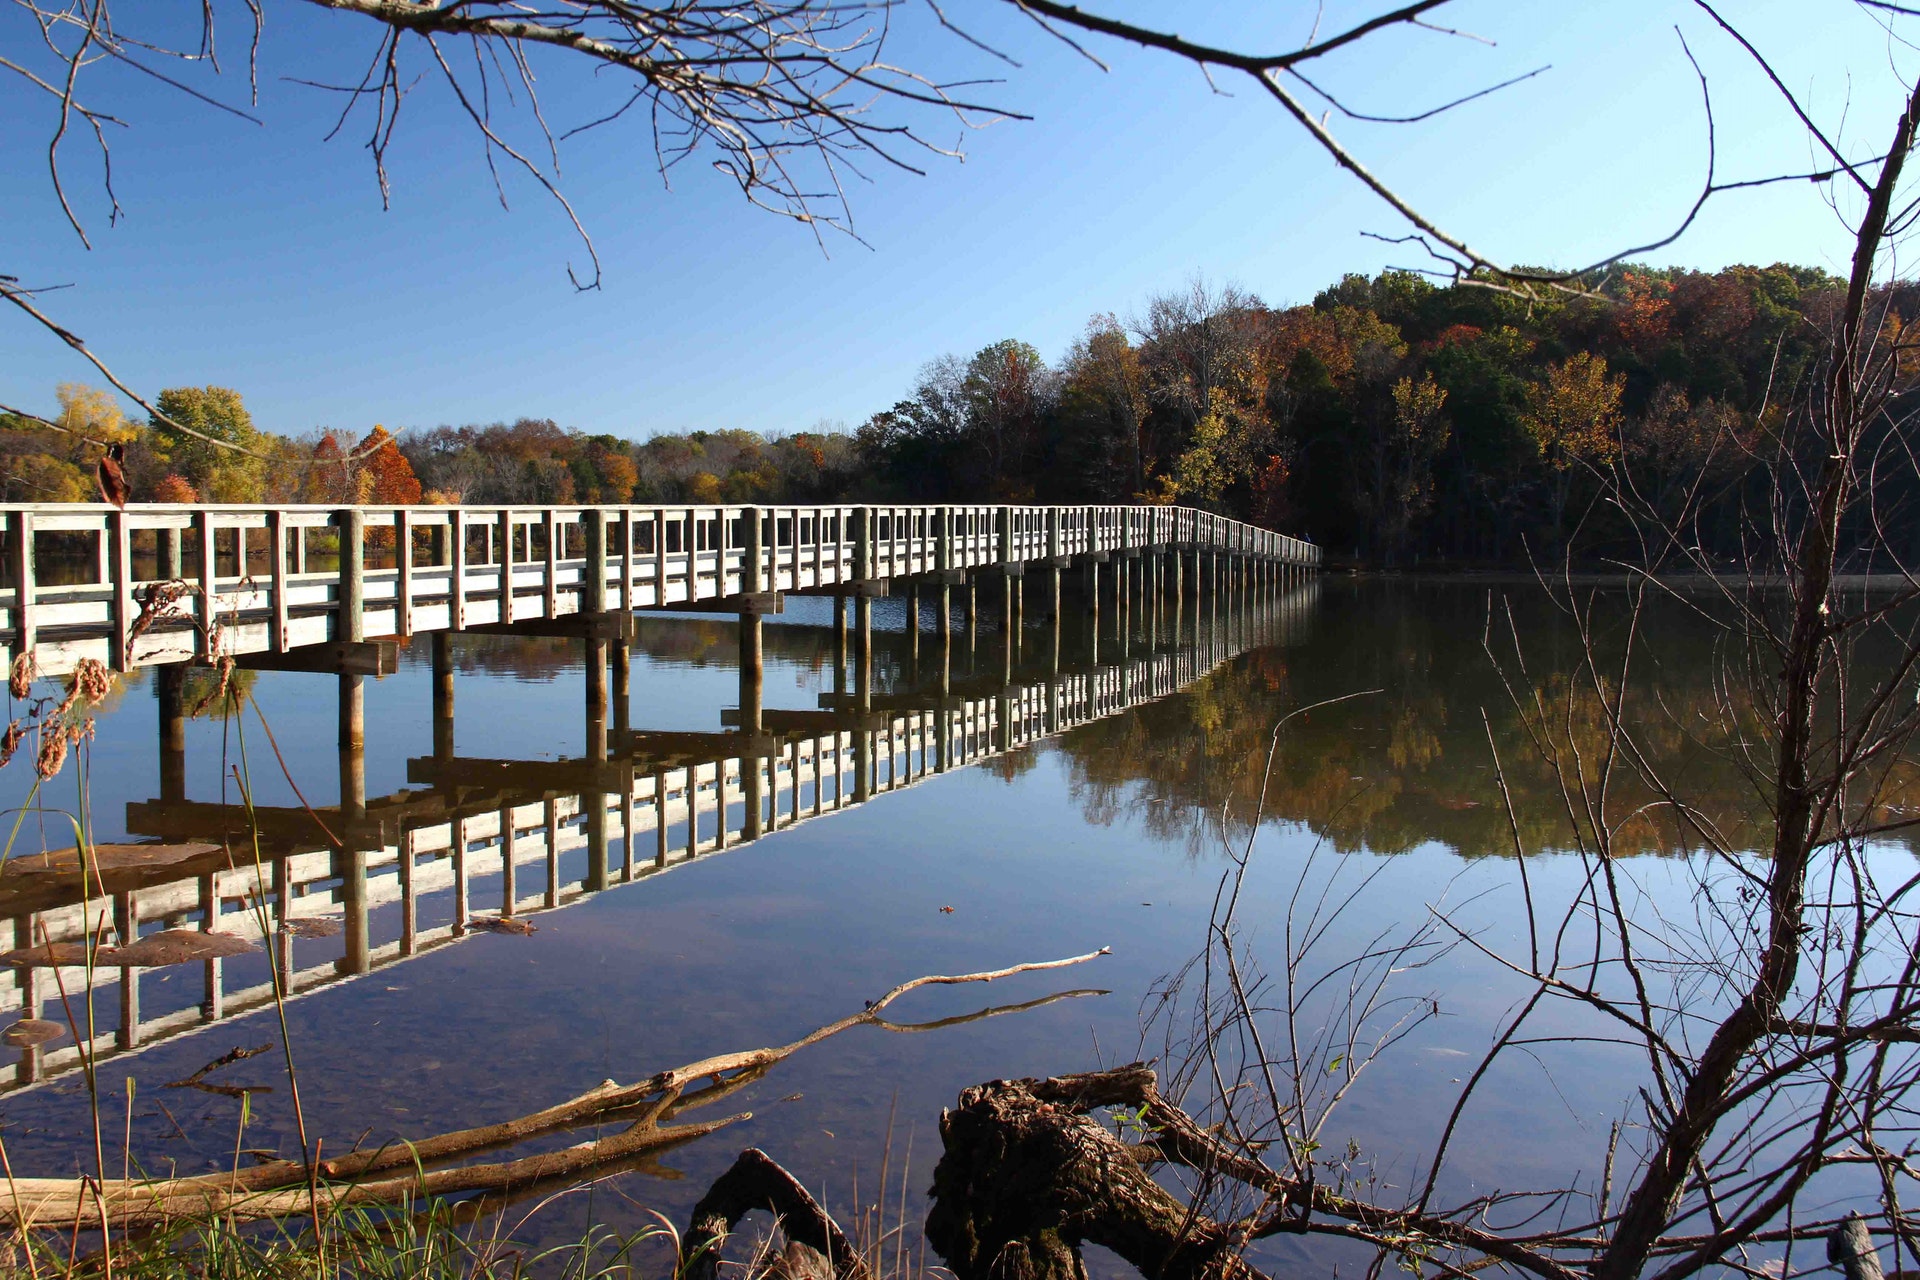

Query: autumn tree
[[357, 427, 423, 505], [1520, 352, 1624, 547]]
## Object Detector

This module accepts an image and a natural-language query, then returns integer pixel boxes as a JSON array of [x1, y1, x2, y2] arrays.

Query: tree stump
[[925, 1067, 1267, 1280]]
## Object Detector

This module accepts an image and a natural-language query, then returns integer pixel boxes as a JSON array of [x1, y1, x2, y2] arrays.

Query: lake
[[0, 577, 1897, 1273]]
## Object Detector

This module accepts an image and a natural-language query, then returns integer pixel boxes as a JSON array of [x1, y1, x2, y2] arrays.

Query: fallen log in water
[[0, 949, 1109, 1229]]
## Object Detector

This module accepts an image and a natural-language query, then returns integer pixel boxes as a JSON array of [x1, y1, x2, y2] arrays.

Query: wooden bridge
[[0, 501, 1316, 676], [0, 578, 1318, 1093]]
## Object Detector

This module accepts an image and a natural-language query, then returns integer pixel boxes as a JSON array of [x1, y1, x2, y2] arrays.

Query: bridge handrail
[[0, 501, 1318, 674]]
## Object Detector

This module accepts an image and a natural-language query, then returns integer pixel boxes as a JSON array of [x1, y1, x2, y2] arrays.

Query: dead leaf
[[467, 916, 538, 935], [3, 1019, 65, 1048], [939, 906, 955, 914], [282, 917, 342, 939]]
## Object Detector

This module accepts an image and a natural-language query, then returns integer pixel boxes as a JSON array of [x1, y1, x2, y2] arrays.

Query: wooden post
[[585, 508, 608, 615], [585, 788, 610, 892], [620, 506, 636, 611], [741, 504, 763, 595], [340, 670, 365, 753], [337, 508, 366, 644], [543, 509, 559, 619], [198, 872, 223, 1022], [686, 765, 700, 858], [268, 510, 289, 653], [160, 525, 183, 582], [853, 505, 871, 584], [500, 804, 518, 911], [655, 768, 671, 869], [340, 849, 370, 975], [613, 637, 630, 741], [195, 510, 216, 659], [586, 636, 608, 759], [833, 595, 848, 694], [115, 891, 140, 1049], [432, 632, 455, 760], [337, 507, 367, 755], [396, 508, 415, 637], [451, 509, 468, 629], [498, 509, 515, 624], [654, 510, 670, 608], [399, 826, 418, 955], [452, 817, 470, 936], [853, 591, 873, 709], [8, 506, 32, 660], [340, 711, 366, 813], [158, 663, 186, 803], [108, 509, 132, 671]]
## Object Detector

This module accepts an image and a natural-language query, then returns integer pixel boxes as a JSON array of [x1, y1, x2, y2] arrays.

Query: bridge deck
[[0, 502, 1316, 674]]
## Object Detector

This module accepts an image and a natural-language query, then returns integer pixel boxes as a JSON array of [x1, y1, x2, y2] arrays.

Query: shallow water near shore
[[0, 578, 1899, 1273]]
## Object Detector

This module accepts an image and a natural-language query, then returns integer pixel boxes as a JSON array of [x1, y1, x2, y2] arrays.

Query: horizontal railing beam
[[0, 501, 1317, 674]]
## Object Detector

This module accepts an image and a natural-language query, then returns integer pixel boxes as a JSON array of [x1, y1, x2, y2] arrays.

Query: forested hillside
[[1, 263, 1865, 566]]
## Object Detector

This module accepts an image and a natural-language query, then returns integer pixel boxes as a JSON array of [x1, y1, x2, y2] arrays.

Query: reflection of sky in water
[[0, 581, 1891, 1273]]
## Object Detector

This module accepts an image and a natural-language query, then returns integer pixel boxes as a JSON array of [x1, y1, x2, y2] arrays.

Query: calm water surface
[[0, 579, 1890, 1271]]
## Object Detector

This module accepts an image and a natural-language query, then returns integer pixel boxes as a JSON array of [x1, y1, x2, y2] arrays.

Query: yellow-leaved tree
[[1521, 352, 1624, 547]]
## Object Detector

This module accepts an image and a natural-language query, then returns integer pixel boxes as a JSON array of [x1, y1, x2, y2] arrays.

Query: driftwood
[[0, 949, 1108, 1229], [684, 1148, 870, 1280], [925, 1066, 1270, 1280]]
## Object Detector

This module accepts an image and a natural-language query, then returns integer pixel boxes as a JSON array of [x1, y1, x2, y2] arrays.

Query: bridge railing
[[0, 501, 1318, 673]]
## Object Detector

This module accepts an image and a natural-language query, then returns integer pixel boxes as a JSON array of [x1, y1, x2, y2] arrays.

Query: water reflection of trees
[[458, 586, 1895, 861], [1052, 582, 1920, 860]]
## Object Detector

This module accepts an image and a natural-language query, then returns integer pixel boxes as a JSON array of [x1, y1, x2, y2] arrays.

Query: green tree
[[151, 386, 267, 501]]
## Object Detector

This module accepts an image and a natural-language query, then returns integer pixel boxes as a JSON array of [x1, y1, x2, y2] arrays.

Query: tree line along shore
[[1, 262, 1863, 568]]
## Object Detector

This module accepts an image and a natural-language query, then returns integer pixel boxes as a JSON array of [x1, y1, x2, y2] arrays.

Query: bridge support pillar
[[907, 582, 920, 673], [585, 787, 611, 892], [1084, 559, 1100, 617], [586, 636, 609, 758], [833, 594, 848, 693], [339, 720, 366, 831], [157, 662, 186, 803], [339, 849, 370, 976], [741, 618, 765, 842], [854, 594, 873, 803], [431, 633, 454, 761], [339, 672, 364, 752], [612, 637, 630, 741], [939, 613, 952, 699]]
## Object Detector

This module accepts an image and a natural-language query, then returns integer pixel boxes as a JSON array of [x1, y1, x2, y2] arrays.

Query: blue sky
[[1, 2, 1906, 441]]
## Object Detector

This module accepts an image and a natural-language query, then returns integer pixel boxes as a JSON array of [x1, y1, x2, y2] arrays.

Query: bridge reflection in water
[[0, 574, 1319, 1096]]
